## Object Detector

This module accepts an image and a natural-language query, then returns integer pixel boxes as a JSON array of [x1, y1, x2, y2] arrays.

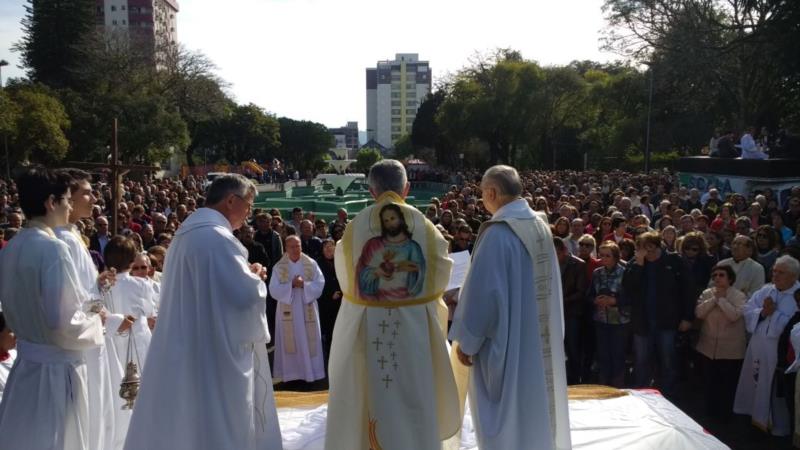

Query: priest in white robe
[[450, 165, 571, 450], [327, 160, 459, 450], [55, 168, 120, 450], [0, 168, 106, 450], [269, 235, 326, 383], [734, 255, 800, 436], [717, 235, 766, 298], [124, 174, 282, 450]]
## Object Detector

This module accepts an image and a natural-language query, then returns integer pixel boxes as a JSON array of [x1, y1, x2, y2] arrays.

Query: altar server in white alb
[[0, 167, 106, 450], [103, 236, 159, 448], [0, 312, 17, 403], [125, 174, 282, 450], [450, 165, 571, 450], [735, 255, 800, 436], [269, 235, 326, 383], [55, 168, 121, 450]]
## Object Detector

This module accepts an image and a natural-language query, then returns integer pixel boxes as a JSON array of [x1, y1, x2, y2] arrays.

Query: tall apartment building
[[366, 53, 431, 149], [95, 0, 179, 50], [329, 121, 360, 154]]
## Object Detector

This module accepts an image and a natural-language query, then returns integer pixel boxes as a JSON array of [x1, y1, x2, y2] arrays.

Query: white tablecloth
[[277, 389, 729, 449]]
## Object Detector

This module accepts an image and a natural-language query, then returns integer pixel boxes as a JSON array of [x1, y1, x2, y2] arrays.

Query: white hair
[[367, 159, 407, 195], [775, 255, 800, 277], [482, 165, 522, 197]]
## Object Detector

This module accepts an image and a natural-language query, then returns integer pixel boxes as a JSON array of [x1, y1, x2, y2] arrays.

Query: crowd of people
[[1, 164, 800, 447]]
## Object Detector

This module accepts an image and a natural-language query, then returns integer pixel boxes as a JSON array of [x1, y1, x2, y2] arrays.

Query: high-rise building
[[329, 121, 360, 155], [95, 0, 179, 51], [366, 53, 431, 149]]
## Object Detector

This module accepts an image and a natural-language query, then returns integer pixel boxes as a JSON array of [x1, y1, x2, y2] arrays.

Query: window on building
[[391, 101, 400, 107], [392, 117, 401, 123], [406, 100, 416, 106], [121, 5, 126, 10], [392, 126, 401, 132], [405, 108, 416, 115], [406, 83, 415, 89], [391, 109, 401, 115], [111, 5, 116, 11], [112, 19, 118, 25], [122, 19, 127, 24], [391, 92, 400, 98]]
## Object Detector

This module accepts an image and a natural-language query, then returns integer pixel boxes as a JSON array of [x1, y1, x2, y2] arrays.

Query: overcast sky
[[0, 0, 620, 129]]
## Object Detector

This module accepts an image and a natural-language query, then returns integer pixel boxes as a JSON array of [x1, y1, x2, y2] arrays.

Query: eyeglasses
[[233, 194, 254, 211], [131, 265, 149, 271]]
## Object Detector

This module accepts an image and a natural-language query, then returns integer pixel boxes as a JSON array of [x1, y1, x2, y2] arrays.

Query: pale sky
[[0, 0, 619, 129]]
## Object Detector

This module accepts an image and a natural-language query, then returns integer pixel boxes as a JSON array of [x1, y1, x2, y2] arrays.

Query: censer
[[120, 318, 142, 410]]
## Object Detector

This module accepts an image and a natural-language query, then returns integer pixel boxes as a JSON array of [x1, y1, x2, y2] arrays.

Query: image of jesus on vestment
[[356, 203, 426, 301]]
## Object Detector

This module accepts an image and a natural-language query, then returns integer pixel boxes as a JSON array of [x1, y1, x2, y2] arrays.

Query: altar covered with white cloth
[[274, 388, 729, 450]]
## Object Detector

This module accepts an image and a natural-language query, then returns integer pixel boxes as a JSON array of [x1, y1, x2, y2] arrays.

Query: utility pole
[[644, 65, 654, 174], [1, 59, 9, 179]]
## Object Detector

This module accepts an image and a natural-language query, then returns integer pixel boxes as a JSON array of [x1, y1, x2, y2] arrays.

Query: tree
[[5, 83, 70, 164], [602, 0, 800, 132], [224, 104, 280, 163], [15, 0, 96, 89], [60, 31, 193, 164], [354, 148, 383, 173], [277, 117, 333, 174], [392, 134, 414, 160]]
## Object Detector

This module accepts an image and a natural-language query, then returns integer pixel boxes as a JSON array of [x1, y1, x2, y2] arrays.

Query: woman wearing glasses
[[695, 265, 746, 422], [587, 241, 629, 387]]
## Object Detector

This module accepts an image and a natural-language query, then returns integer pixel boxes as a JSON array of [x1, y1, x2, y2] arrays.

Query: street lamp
[[644, 62, 654, 174], [0, 59, 8, 88], [1, 59, 9, 179]]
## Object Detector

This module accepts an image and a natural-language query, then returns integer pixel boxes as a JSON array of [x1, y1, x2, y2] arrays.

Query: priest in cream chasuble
[[326, 181, 460, 450]]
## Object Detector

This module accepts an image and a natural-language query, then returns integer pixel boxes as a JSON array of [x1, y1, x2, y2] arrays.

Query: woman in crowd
[[618, 238, 636, 263], [711, 203, 737, 232], [771, 210, 794, 245], [755, 224, 780, 279], [587, 241, 629, 387], [705, 230, 731, 266], [553, 216, 570, 239], [316, 239, 341, 373], [681, 232, 715, 303], [594, 216, 613, 246], [661, 225, 678, 253]]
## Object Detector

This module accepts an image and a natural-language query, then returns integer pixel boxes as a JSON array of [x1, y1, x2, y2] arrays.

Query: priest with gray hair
[[449, 164, 571, 449], [125, 174, 283, 450]]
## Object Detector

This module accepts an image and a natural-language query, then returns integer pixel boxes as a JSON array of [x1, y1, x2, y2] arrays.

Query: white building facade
[[366, 54, 432, 149]]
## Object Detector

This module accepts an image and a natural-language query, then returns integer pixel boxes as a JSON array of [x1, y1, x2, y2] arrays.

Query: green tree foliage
[[4, 82, 70, 164], [602, 0, 800, 145], [392, 134, 414, 160], [15, 0, 96, 89], [354, 148, 383, 173], [277, 117, 333, 174]]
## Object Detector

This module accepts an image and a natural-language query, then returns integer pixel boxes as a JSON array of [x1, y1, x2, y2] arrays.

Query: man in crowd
[[125, 174, 282, 450], [268, 235, 325, 385], [555, 237, 588, 384], [719, 235, 766, 298], [327, 160, 459, 449], [299, 219, 322, 259], [450, 165, 571, 450], [240, 224, 270, 268], [623, 231, 694, 398]]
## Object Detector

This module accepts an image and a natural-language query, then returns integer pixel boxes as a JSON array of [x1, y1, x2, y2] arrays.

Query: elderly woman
[[695, 265, 746, 421], [587, 241, 629, 387]]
